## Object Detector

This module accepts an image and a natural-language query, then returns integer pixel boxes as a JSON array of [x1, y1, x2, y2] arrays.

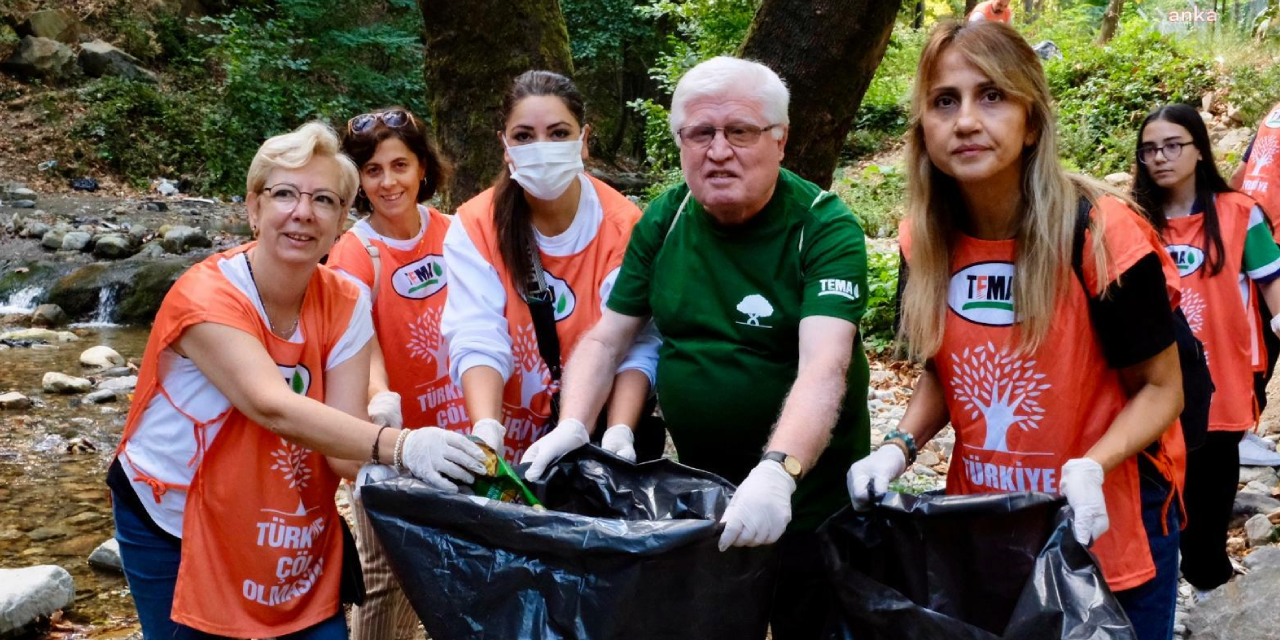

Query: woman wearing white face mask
[[442, 70, 660, 466]]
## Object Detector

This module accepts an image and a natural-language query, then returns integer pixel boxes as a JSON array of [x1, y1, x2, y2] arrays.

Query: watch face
[[783, 456, 803, 478]]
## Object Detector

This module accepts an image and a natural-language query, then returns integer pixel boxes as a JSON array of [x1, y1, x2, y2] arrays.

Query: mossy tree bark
[[738, 0, 902, 189], [1098, 0, 1124, 44], [418, 0, 574, 208]]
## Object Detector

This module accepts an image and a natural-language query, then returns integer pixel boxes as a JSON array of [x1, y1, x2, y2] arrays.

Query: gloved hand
[[1060, 457, 1109, 545], [523, 418, 590, 481], [718, 460, 796, 551], [846, 445, 908, 510], [353, 463, 400, 501], [1270, 313, 1280, 338], [367, 391, 403, 429], [401, 427, 489, 492], [471, 418, 507, 460], [601, 424, 637, 462]]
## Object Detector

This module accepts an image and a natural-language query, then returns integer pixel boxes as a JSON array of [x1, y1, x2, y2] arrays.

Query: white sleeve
[[326, 290, 374, 370], [600, 267, 660, 387], [332, 268, 373, 302], [969, 12, 985, 22], [442, 220, 515, 384]]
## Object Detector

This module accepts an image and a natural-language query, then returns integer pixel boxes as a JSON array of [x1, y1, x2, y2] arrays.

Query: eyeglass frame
[[259, 183, 346, 216], [675, 123, 784, 149], [347, 109, 415, 136], [1138, 140, 1195, 165]]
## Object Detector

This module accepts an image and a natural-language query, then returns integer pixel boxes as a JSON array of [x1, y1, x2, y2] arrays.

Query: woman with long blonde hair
[[847, 21, 1185, 640]]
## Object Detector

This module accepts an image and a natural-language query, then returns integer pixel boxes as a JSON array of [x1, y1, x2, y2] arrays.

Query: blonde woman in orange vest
[[328, 108, 459, 640], [442, 70, 659, 467], [846, 22, 1185, 640], [106, 122, 489, 640]]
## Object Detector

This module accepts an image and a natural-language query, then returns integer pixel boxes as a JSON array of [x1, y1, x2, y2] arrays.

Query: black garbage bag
[[361, 445, 777, 640], [818, 491, 1136, 640]]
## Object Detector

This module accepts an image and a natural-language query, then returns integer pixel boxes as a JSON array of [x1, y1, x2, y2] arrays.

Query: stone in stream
[[1239, 466, 1280, 487], [84, 389, 116, 404], [20, 221, 49, 239], [161, 226, 211, 254], [1233, 492, 1280, 527], [96, 376, 137, 393], [1245, 513, 1276, 546], [28, 304, 67, 328], [0, 392, 31, 410], [97, 366, 135, 379], [87, 539, 122, 572], [42, 372, 92, 394], [0, 328, 78, 343], [93, 233, 136, 260], [0, 565, 75, 636], [11, 200, 37, 209], [39, 227, 67, 250], [59, 231, 91, 252], [1186, 547, 1280, 640], [79, 346, 124, 370]]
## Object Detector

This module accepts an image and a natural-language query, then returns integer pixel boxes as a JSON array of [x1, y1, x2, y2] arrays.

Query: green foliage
[[835, 163, 907, 239], [1224, 63, 1280, 128], [862, 246, 901, 353], [75, 78, 203, 189]]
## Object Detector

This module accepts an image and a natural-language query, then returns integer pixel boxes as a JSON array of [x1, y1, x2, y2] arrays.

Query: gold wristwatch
[[762, 451, 803, 480]]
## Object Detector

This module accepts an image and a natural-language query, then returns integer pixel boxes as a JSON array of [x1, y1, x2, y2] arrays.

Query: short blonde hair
[[245, 121, 359, 207]]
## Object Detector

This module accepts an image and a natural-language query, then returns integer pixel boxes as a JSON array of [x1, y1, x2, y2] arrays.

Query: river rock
[[1186, 547, 1280, 640], [162, 226, 211, 254], [0, 565, 75, 636], [2, 186, 35, 200], [1234, 492, 1280, 525], [20, 9, 81, 44], [0, 36, 79, 84], [1239, 466, 1279, 487], [97, 375, 137, 393], [42, 372, 91, 394], [80, 346, 124, 369], [28, 304, 67, 328], [78, 40, 159, 83], [20, 221, 49, 239], [98, 366, 134, 378], [93, 233, 135, 259], [1104, 172, 1132, 186], [0, 328, 76, 343], [11, 200, 36, 209], [59, 231, 91, 252], [1246, 513, 1276, 546], [40, 227, 67, 250], [0, 392, 30, 410], [87, 538, 122, 572], [83, 389, 116, 404]]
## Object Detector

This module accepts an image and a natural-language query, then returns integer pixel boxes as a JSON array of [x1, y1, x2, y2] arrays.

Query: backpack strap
[[1070, 195, 1093, 296], [350, 225, 382, 304]]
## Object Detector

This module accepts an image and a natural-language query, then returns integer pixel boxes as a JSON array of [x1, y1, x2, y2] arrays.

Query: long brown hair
[[493, 70, 586, 290], [900, 21, 1114, 360]]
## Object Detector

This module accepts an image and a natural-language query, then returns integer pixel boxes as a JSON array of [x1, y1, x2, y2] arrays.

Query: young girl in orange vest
[[107, 122, 489, 639], [442, 70, 659, 467], [326, 108, 459, 640], [847, 22, 1185, 640], [1132, 103, 1280, 598]]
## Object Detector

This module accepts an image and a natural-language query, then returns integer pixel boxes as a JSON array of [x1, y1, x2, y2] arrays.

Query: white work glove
[[846, 445, 908, 510], [471, 418, 507, 460], [401, 427, 489, 492], [1060, 457, 1109, 545], [523, 418, 590, 481], [367, 391, 403, 429], [718, 460, 796, 551], [1270, 313, 1280, 338], [353, 463, 400, 501], [601, 424, 637, 462]]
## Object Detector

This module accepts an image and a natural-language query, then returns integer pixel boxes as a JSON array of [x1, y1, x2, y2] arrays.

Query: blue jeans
[[1112, 460, 1181, 640], [111, 490, 347, 640]]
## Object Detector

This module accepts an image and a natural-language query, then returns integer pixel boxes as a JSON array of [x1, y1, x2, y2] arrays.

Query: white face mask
[[504, 131, 585, 201]]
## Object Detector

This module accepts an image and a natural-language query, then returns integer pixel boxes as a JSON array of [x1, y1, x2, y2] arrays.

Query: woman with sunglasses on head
[[327, 107, 464, 640], [846, 22, 1186, 640], [443, 70, 659, 468], [105, 122, 489, 640], [1131, 103, 1280, 600]]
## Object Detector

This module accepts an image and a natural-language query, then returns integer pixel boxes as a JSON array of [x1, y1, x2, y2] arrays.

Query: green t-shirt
[[609, 168, 871, 531]]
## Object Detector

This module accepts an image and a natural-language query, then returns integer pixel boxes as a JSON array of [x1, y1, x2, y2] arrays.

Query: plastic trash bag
[[818, 491, 1136, 640], [361, 445, 777, 640]]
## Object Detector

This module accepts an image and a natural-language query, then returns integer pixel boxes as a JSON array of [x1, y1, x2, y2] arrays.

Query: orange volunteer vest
[[899, 197, 1182, 591], [115, 244, 362, 637], [1240, 103, 1280, 240], [971, 0, 1013, 23], [454, 176, 641, 463], [328, 206, 468, 431]]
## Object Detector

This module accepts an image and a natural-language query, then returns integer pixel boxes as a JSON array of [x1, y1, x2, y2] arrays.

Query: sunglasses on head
[[347, 110, 413, 135]]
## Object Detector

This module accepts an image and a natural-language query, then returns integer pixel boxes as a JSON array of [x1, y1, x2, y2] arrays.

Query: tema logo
[[392, 255, 446, 299], [278, 364, 311, 395], [818, 278, 860, 301], [948, 262, 1015, 326], [1166, 244, 1204, 277], [543, 271, 576, 321]]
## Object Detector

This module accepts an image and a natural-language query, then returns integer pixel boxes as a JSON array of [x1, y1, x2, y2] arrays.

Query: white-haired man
[[522, 56, 871, 638]]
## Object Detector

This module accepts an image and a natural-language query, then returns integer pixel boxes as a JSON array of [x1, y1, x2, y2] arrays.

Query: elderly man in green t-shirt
[[522, 56, 871, 638]]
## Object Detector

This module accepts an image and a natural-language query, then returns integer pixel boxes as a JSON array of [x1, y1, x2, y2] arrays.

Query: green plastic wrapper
[[468, 436, 544, 508]]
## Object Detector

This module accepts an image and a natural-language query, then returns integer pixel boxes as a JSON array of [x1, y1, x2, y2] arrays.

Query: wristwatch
[[762, 451, 803, 480]]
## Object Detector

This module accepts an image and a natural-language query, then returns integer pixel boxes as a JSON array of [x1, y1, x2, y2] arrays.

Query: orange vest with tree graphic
[[454, 176, 641, 463], [328, 205, 468, 431], [1241, 103, 1280, 238], [114, 244, 361, 637], [900, 197, 1184, 591]]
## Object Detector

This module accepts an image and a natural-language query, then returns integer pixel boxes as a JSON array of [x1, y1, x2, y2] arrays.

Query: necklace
[[245, 252, 301, 338]]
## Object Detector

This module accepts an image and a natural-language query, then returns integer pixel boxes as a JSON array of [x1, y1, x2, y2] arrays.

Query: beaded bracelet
[[392, 428, 411, 473], [371, 425, 390, 465]]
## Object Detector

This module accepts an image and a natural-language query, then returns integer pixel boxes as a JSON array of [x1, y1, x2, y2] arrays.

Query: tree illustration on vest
[[1251, 136, 1278, 176], [1182, 289, 1206, 333], [512, 324, 551, 411], [406, 308, 448, 380], [736, 294, 775, 327], [270, 438, 314, 489], [950, 342, 1051, 452]]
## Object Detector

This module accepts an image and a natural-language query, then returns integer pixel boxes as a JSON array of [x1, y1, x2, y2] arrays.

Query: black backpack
[[1070, 197, 1214, 451]]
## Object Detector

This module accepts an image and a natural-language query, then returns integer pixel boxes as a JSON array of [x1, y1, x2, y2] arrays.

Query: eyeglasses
[[261, 184, 344, 218], [1138, 141, 1195, 164], [676, 123, 781, 149], [347, 110, 413, 135]]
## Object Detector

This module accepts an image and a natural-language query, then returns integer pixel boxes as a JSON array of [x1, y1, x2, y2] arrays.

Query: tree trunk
[[913, 1, 925, 29], [1098, 0, 1124, 44], [965, 0, 979, 16], [418, 0, 574, 208], [738, 0, 903, 189]]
